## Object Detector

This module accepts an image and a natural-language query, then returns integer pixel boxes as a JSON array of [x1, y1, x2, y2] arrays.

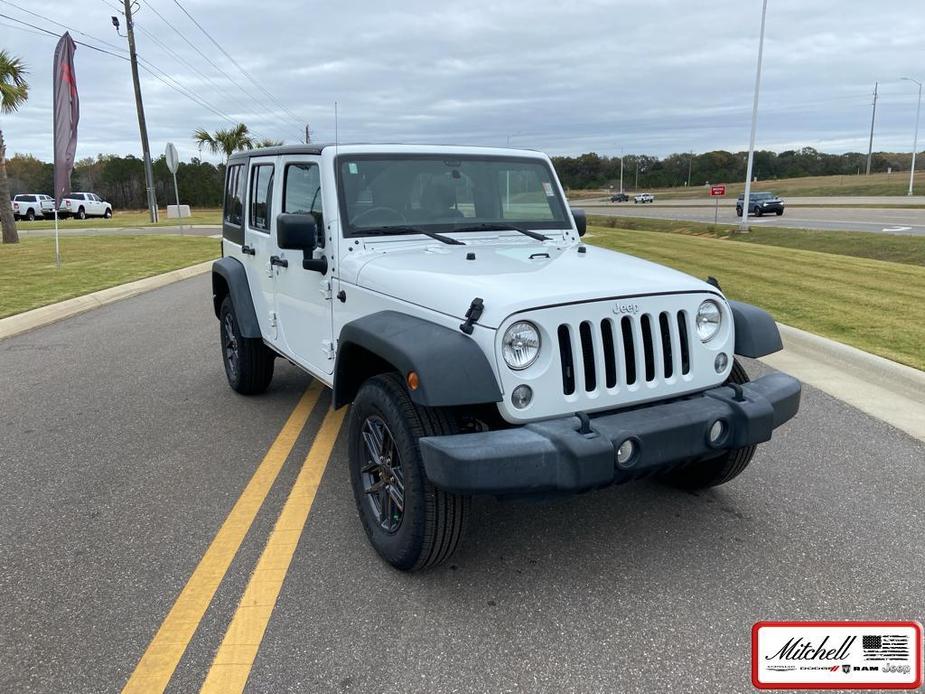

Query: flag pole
[[54, 208, 61, 269]]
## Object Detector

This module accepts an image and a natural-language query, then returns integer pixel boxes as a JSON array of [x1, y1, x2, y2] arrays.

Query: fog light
[[616, 439, 636, 467], [511, 384, 533, 409], [714, 352, 729, 373], [709, 420, 726, 444]]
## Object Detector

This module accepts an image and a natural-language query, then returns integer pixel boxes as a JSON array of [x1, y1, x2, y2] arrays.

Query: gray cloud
[[2, 0, 923, 165]]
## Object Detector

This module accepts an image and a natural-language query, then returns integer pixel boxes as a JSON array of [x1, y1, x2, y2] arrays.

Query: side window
[[249, 164, 275, 232], [282, 163, 323, 227], [223, 164, 244, 226]]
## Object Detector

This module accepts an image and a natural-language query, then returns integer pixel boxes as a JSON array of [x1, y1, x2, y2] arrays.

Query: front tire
[[219, 296, 274, 394], [776, 209, 783, 216], [104, 208, 112, 219], [349, 373, 469, 571], [658, 360, 757, 489], [753, 206, 762, 217]]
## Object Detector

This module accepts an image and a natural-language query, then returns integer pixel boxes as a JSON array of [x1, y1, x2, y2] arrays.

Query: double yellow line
[[123, 383, 346, 693]]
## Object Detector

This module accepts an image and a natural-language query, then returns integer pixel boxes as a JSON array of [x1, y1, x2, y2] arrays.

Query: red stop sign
[[710, 185, 726, 196]]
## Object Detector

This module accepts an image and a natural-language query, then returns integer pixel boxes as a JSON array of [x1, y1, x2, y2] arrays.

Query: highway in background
[[579, 196, 925, 235]]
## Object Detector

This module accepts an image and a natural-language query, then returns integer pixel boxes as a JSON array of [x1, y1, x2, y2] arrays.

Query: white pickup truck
[[59, 192, 113, 219], [12, 194, 55, 220], [211, 144, 800, 571]]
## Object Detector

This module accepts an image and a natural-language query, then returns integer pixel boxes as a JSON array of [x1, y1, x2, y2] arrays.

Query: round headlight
[[696, 300, 722, 342], [502, 321, 541, 370]]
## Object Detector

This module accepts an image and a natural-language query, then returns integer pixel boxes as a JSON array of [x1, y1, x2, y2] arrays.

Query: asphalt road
[[1, 275, 923, 693], [582, 202, 925, 235]]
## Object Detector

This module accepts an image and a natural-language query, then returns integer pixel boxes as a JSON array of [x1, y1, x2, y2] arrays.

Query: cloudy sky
[[2, 0, 923, 164]]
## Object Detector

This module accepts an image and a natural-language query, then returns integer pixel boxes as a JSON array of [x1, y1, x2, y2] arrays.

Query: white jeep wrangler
[[212, 144, 800, 571]]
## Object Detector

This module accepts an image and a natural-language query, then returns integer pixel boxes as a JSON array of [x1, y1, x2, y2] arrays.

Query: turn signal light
[[406, 371, 420, 391]]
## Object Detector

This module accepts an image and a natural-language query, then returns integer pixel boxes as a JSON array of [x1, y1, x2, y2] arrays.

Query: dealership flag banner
[[52, 32, 79, 267]]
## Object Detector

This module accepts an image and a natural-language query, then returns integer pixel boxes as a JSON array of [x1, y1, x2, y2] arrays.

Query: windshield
[[336, 154, 570, 237]]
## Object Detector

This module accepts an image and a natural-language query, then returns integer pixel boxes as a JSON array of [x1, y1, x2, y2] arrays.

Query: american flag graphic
[[862, 634, 910, 661]]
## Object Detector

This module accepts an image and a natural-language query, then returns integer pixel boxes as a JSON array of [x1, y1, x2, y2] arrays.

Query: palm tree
[[0, 50, 29, 244], [193, 123, 254, 162], [255, 138, 283, 148]]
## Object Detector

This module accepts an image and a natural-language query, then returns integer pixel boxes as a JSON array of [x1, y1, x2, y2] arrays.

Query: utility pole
[[619, 147, 624, 194], [901, 77, 921, 196], [866, 82, 878, 175], [123, 0, 158, 222], [634, 159, 639, 190], [687, 150, 694, 186], [739, 0, 769, 233], [305, 124, 311, 144]]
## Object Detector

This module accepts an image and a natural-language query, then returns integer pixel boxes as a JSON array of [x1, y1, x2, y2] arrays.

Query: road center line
[[200, 404, 347, 693], [122, 383, 321, 694]]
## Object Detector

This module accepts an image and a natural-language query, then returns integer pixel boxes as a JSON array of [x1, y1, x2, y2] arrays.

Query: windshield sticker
[[348, 162, 358, 174], [543, 182, 554, 196]]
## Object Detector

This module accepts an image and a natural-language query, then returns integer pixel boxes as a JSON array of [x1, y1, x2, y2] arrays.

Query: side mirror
[[277, 213, 318, 251], [570, 207, 587, 237], [277, 213, 328, 273]]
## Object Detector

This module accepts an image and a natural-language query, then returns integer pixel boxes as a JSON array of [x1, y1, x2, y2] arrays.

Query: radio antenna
[[334, 100, 339, 149]]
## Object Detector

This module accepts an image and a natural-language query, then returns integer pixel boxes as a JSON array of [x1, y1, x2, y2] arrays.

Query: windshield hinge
[[459, 297, 484, 335]]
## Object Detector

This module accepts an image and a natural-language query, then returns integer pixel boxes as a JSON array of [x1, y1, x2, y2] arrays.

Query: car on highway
[[211, 144, 801, 571], [736, 191, 784, 217], [634, 192, 654, 203], [59, 192, 113, 219], [610, 192, 629, 202], [12, 194, 55, 220]]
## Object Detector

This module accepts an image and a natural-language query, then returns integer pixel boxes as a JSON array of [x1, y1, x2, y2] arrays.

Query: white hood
[[349, 237, 719, 328]]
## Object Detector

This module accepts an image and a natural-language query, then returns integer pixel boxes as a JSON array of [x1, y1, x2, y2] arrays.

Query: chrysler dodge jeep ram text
[[212, 144, 801, 571]]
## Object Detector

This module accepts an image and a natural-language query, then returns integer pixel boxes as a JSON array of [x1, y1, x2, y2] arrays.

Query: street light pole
[[687, 149, 693, 187], [739, 0, 769, 232], [123, 0, 158, 222], [619, 147, 624, 194], [901, 77, 922, 196]]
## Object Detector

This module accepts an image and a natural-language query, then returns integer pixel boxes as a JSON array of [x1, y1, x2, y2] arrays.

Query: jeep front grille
[[556, 311, 691, 395]]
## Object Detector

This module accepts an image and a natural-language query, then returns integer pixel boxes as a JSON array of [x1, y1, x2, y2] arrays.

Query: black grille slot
[[558, 324, 575, 395], [601, 319, 617, 388], [659, 312, 673, 379], [578, 321, 596, 391], [640, 314, 655, 382], [678, 311, 691, 374], [620, 316, 636, 385]]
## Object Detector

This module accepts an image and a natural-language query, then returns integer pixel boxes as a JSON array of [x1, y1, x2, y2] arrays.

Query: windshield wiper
[[361, 226, 464, 245], [450, 223, 549, 242]]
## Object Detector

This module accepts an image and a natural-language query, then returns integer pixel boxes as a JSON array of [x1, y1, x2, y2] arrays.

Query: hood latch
[[459, 297, 484, 335]]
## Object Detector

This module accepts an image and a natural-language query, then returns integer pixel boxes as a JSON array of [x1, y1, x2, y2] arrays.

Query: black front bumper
[[420, 373, 801, 496]]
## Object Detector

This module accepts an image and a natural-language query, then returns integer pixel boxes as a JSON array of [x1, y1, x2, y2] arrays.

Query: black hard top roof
[[228, 144, 326, 162]]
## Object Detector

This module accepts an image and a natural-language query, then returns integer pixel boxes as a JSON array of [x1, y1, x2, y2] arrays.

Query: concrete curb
[[761, 324, 925, 442], [0, 260, 214, 341]]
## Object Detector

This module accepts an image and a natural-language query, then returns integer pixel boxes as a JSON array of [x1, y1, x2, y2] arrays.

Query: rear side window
[[223, 165, 244, 226], [283, 163, 323, 227], [249, 164, 274, 232]]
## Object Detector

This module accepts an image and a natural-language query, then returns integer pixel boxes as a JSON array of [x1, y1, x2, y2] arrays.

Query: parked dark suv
[[610, 192, 629, 202], [736, 192, 784, 217]]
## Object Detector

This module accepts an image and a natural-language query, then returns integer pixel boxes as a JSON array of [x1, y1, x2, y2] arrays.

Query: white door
[[271, 157, 334, 374], [243, 157, 281, 343]]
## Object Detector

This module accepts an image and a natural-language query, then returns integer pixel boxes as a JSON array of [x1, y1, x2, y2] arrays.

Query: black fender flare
[[729, 300, 783, 358], [333, 311, 503, 409], [211, 257, 261, 338]]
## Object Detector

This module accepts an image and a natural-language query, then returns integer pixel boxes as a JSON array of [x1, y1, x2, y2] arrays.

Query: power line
[[0, 0, 128, 55], [0, 13, 130, 60], [142, 0, 302, 139], [170, 0, 306, 128]]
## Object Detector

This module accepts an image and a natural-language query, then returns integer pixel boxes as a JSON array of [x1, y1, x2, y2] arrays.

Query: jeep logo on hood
[[613, 303, 640, 315]]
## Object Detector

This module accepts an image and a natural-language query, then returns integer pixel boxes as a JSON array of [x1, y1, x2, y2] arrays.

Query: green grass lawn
[[17, 208, 222, 231], [589, 225, 925, 370], [589, 215, 925, 267], [0, 235, 220, 319]]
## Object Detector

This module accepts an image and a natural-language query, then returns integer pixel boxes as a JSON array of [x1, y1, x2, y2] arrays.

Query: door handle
[[270, 255, 289, 268], [241, 244, 256, 255]]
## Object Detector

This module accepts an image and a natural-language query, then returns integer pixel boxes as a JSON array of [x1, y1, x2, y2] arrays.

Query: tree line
[[551, 147, 920, 189], [6, 146, 923, 210]]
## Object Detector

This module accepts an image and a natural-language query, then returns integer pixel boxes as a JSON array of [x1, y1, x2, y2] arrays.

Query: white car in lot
[[12, 194, 55, 220], [211, 144, 800, 571], [60, 192, 113, 219], [634, 192, 654, 203]]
